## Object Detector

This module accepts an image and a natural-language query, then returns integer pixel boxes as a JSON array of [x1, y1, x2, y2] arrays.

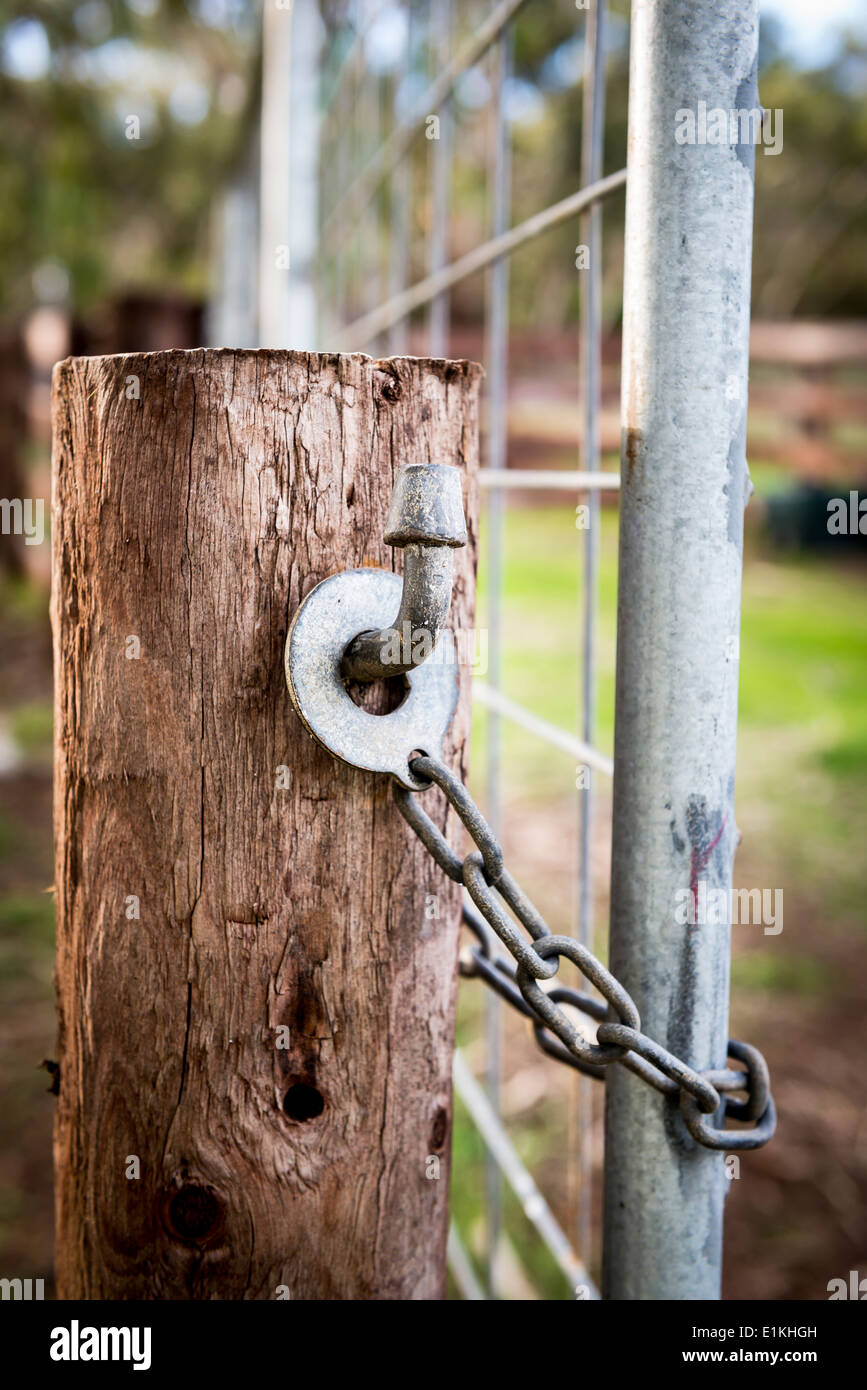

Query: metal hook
[[340, 463, 466, 684]]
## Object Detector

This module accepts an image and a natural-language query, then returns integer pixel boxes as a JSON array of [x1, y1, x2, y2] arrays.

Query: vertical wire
[[315, 29, 328, 343], [332, 43, 350, 338], [427, 0, 453, 357], [388, 1, 415, 357], [328, 25, 343, 345], [484, 23, 512, 1302], [576, 0, 607, 1270], [318, 28, 335, 346], [350, 43, 365, 329], [346, 1, 367, 333], [326, 4, 366, 341], [367, 68, 386, 355], [287, 0, 321, 350], [258, 0, 292, 346]]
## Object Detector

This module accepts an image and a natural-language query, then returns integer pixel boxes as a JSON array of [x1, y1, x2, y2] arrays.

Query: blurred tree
[[0, 0, 864, 327], [502, 2, 867, 325], [754, 39, 867, 318], [0, 0, 258, 317]]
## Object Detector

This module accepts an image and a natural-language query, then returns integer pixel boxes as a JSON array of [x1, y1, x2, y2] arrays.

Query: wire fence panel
[[453, 1051, 600, 1299], [575, 0, 608, 1270], [483, 23, 512, 1299], [338, 169, 626, 347]]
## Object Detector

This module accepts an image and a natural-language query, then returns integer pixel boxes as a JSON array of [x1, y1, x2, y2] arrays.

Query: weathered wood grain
[[50, 349, 480, 1299]]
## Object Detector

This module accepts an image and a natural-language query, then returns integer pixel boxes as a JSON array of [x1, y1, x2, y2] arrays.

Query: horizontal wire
[[321, 0, 389, 125], [339, 167, 628, 345], [478, 468, 621, 490], [446, 1221, 487, 1300], [324, 0, 533, 241], [473, 683, 614, 777], [452, 1049, 600, 1299]]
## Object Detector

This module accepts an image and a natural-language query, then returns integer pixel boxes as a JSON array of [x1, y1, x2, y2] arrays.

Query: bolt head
[[384, 463, 467, 548]]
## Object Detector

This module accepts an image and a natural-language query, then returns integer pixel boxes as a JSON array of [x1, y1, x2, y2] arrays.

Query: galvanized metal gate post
[[602, 0, 760, 1299]]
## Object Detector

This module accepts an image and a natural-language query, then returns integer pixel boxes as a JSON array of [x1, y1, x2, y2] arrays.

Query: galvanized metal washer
[[285, 568, 458, 791]]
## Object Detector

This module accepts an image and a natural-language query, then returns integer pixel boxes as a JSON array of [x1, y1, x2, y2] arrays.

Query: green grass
[[469, 504, 867, 892], [0, 810, 19, 860], [0, 892, 55, 941], [9, 700, 53, 762], [471, 504, 618, 802], [738, 557, 867, 734], [731, 950, 838, 998], [0, 576, 49, 624], [0, 892, 55, 991]]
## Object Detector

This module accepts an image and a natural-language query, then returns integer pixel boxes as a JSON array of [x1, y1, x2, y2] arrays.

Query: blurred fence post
[[51, 348, 479, 1299], [603, 0, 759, 1299], [258, 0, 321, 349], [284, 0, 322, 348], [206, 154, 259, 350], [258, 1, 292, 346]]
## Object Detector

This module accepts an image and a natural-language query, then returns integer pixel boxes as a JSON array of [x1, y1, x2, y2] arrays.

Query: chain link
[[394, 752, 776, 1151]]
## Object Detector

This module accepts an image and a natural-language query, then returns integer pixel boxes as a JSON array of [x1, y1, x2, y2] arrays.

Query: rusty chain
[[394, 752, 776, 1152]]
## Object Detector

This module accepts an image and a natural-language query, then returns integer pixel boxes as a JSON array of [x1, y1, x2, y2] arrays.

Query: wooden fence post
[[50, 349, 480, 1300]]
